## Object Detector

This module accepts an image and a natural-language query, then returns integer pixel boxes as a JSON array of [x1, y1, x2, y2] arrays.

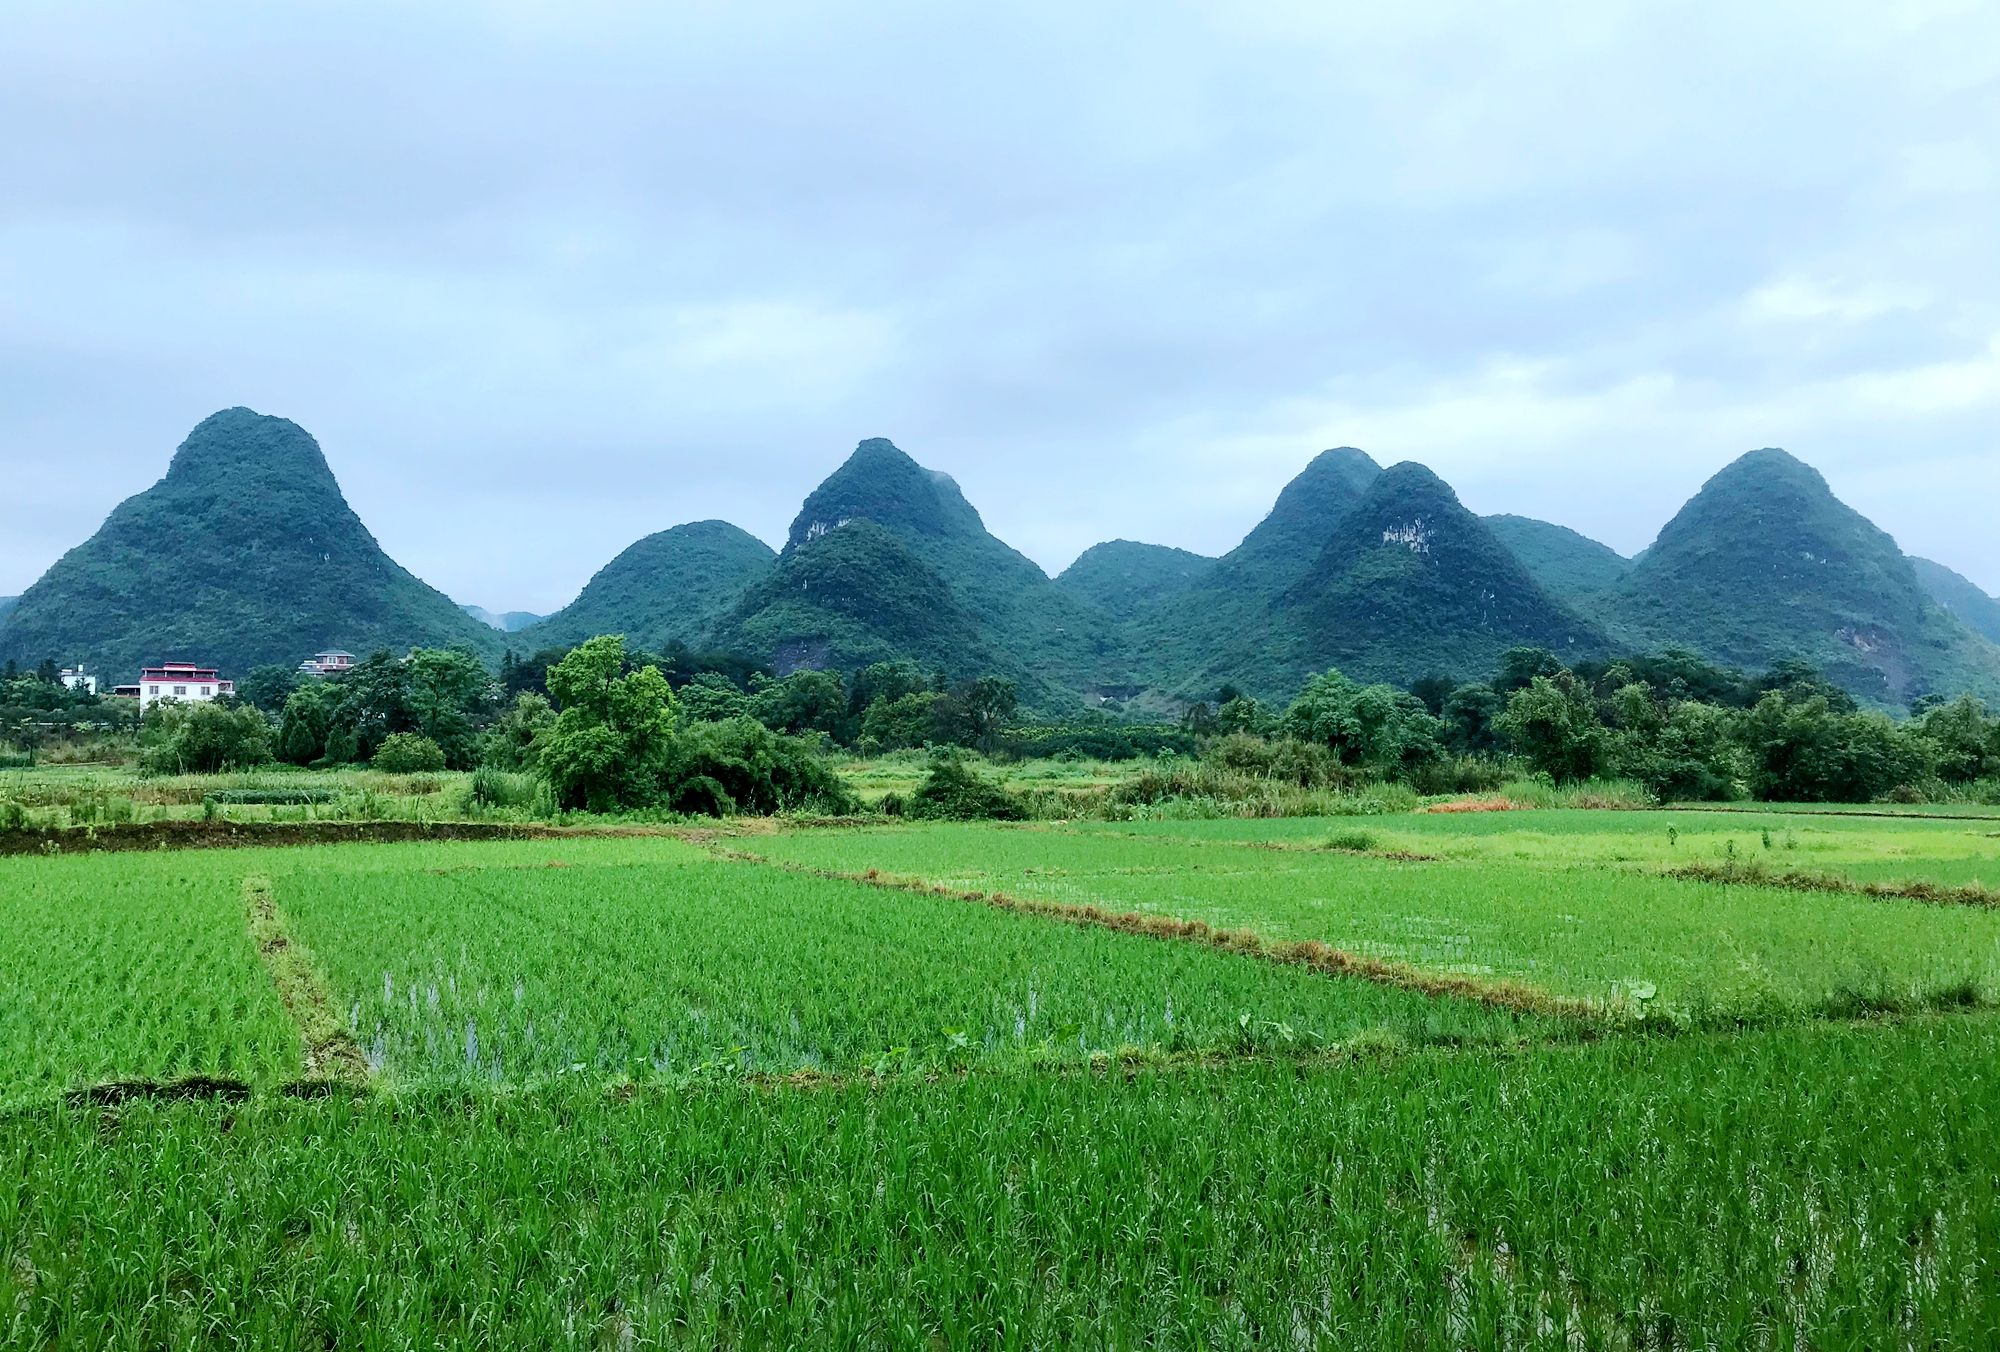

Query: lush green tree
[[1495, 674, 1606, 784], [859, 690, 942, 753], [236, 664, 302, 714], [139, 700, 272, 774], [1408, 673, 1457, 716], [1918, 695, 1997, 784], [536, 636, 677, 811], [1494, 646, 1568, 694], [275, 682, 339, 765], [372, 732, 446, 774], [1282, 670, 1443, 775], [898, 751, 1024, 821], [1736, 693, 1932, 802], [849, 660, 935, 714], [664, 717, 859, 817], [1440, 683, 1504, 755], [1213, 695, 1274, 737], [676, 673, 753, 723], [479, 691, 555, 771], [750, 669, 853, 743], [403, 646, 492, 769], [931, 678, 1018, 754]]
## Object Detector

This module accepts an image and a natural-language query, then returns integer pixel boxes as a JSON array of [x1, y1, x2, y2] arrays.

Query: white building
[[57, 665, 97, 696], [137, 662, 235, 710]]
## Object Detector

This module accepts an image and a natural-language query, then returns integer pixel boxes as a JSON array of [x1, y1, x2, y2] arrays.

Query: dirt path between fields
[[242, 875, 371, 1086]]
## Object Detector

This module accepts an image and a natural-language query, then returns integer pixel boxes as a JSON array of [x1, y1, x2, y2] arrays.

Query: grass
[[4, 815, 1999, 1345], [0, 853, 300, 1102], [3, 1016, 1995, 1347], [729, 824, 2000, 1019]]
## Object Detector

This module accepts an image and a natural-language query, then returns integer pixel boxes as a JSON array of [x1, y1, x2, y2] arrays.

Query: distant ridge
[[1485, 514, 1630, 621], [0, 408, 501, 678], [462, 605, 545, 633], [1057, 541, 1213, 622], [516, 520, 775, 655], [1911, 558, 2000, 647]]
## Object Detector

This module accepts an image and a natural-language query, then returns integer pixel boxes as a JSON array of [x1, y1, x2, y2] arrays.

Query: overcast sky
[[4, 1, 1997, 612]]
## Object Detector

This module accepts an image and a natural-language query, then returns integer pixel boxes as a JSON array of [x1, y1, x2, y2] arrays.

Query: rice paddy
[[3, 805, 1998, 1345]]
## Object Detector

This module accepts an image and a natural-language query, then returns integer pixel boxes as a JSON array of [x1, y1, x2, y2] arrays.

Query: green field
[[4, 808, 1999, 1345]]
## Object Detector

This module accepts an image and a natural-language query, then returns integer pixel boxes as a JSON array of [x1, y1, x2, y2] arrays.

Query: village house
[[298, 650, 356, 677], [135, 662, 235, 710], [57, 664, 97, 696]]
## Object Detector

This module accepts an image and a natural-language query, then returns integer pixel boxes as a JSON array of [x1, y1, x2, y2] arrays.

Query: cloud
[[0, 0, 1996, 609]]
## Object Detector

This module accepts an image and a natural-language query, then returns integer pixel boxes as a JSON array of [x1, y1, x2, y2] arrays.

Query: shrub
[[373, 733, 448, 774], [139, 702, 273, 775], [468, 768, 539, 810], [667, 718, 859, 817], [903, 753, 1025, 821]]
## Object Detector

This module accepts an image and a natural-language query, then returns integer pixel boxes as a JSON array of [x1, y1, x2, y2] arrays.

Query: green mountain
[[1613, 449, 2000, 704], [1485, 514, 1631, 619], [1137, 448, 1383, 694], [0, 407, 503, 679], [461, 605, 546, 634], [0, 597, 15, 624], [516, 521, 775, 654], [1057, 541, 1213, 621], [1223, 462, 1604, 692], [1911, 558, 2000, 647], [714, 438, 1119, 707]]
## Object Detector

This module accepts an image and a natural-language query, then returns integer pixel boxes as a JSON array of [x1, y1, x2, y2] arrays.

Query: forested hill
[[1609, 449, 2000, 704], [5, 413, 1998, 711], [1912, 558, 2000, 647], [0, 408, 503, 679], [713, 439, 1123, 707], [517, 521, 775, 655]]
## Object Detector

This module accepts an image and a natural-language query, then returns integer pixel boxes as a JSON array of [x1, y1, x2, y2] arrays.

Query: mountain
[[0, 408, 504, 679], [0, 597, 15, 624], [461, 605, 546, 634], [515, 521, 775, 654], [1136, 448, 1383, 695], [1057, 541, 1213, 622], [1911, 558, 2000, 647], [1485, 515, 1630, 619], [1204, 462, 1604, 692], [714, 438, 1120, 707], [1613, 449, 2000, 704]]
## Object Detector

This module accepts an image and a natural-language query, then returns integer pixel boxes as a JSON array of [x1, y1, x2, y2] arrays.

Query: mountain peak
[[164, 407, 338, 489], [1228, 446, 1382, 569], [784, 438, 985, 552]]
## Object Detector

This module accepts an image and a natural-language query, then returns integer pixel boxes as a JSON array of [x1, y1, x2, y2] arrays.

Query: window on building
[[200, 686, 213, 696], [149, 685, 160, 695], [174, 685, 187, 696]]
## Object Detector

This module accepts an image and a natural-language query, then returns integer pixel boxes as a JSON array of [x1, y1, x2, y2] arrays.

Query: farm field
[[735, 823, 2000, 1019], [3, 811, 1998, 1345]]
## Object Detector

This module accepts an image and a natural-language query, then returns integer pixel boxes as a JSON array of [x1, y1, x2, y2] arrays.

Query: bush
[[139, 702, 273, 775], [903, 753, 1025, 821], [666, 718, 859, 817], [373, 733, 447, 774], [468, 767, 540, 810], [204, 788, 340, 805]]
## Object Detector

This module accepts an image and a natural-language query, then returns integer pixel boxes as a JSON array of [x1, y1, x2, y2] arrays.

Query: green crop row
[[269, 839, 1559, 1084], [4, 1016, 1995, 1348]]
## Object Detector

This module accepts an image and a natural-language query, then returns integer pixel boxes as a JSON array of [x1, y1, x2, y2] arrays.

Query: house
[[57, 665, 97, 696], [298, 650, 357, 677], [136, 663, 235, 710]]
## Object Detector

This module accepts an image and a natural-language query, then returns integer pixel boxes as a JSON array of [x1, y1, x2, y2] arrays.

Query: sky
[[3, 1, 1997, 613]]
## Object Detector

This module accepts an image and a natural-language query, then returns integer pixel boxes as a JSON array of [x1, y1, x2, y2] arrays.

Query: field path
[[242, 875, 370, 1087]]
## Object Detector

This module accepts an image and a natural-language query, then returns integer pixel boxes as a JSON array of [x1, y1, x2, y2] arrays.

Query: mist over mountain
[[3, 411, 1993, 711], [0, 408, 501, 679], [1612, 450, 2000, 703], [462, 606, 546, 633]]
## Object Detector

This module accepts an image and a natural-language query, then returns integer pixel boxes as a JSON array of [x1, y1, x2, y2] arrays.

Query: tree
[[403, 646, 492, 768], [139, 700, 273, 774], [1441, 683, 1503, 755], [236, 664, 302, 714], [480, 691, 555, 771], [1495, 674, 1606, 784], [1736, 692, 1931, 803], [276, 682, 339, 765], [1494, 646, 1567, 694], [1282, 669, 1443, 775], [536, 636, 678, 811], [373, 731, 447, 773], [849, 660, 934, 714], [1409, 674, 1457, 716], [665, 717, 859, 816], [750, 669, 853, 743], [859, 690, 942, 752], [1918, 695, 1997, 784], [932, 678, 1018, 754]]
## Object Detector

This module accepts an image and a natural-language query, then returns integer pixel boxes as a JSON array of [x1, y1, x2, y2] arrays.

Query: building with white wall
[[137, 662, 234, 710]]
